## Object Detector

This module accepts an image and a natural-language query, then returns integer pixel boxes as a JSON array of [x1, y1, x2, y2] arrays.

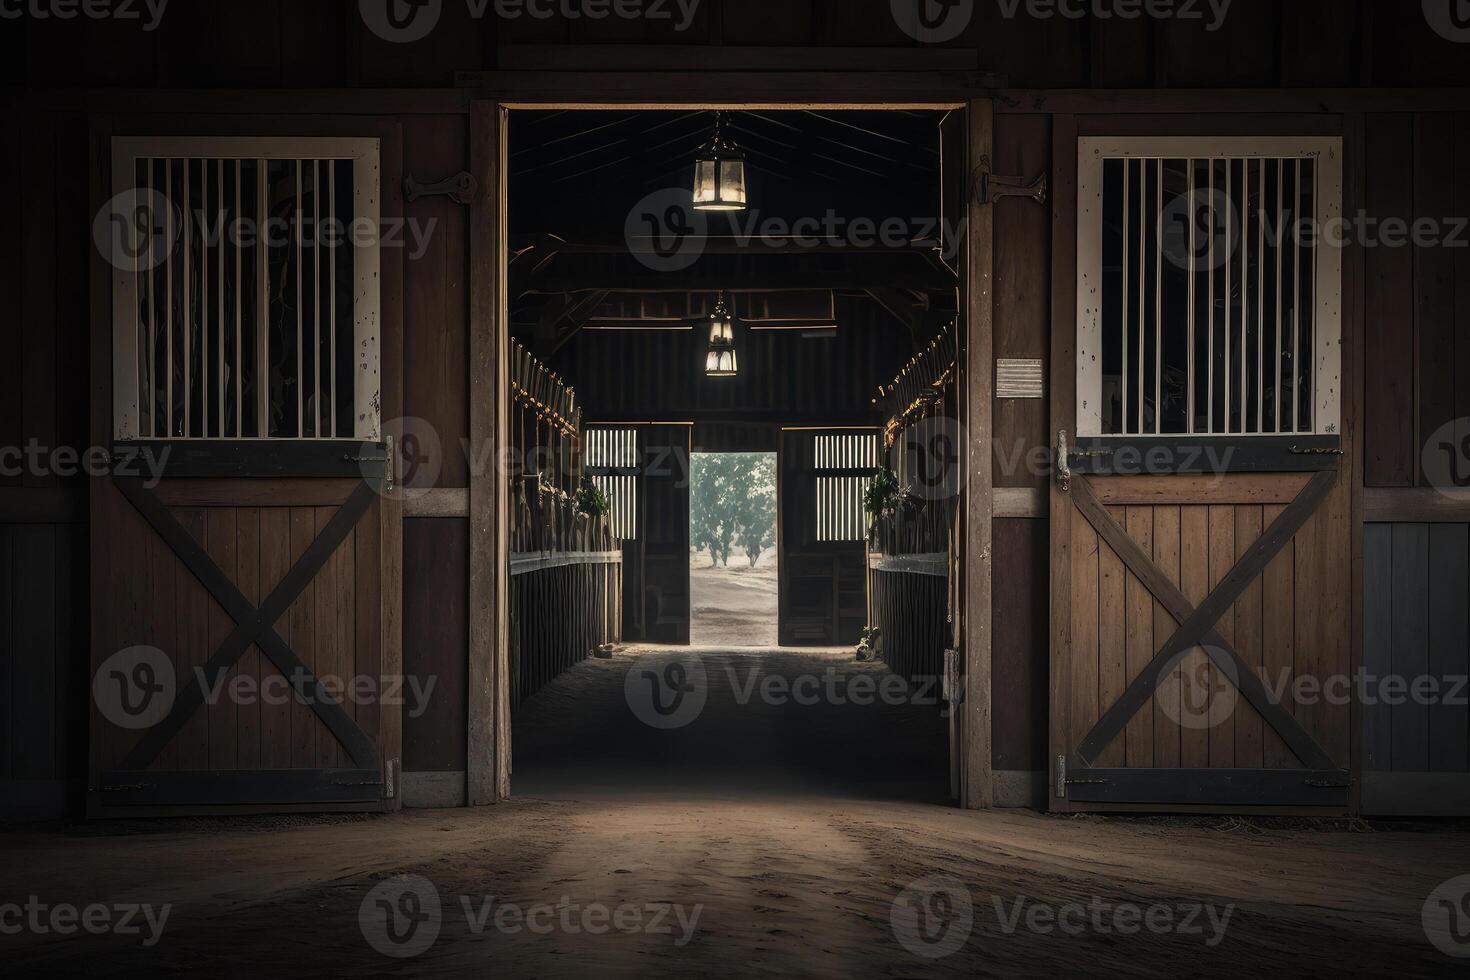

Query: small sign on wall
[[996, 359, 1044, 399]]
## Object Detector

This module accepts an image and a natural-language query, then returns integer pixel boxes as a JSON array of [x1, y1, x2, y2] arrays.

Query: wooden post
[[469, 100, 511, 804], [963, 98, 995, 810]]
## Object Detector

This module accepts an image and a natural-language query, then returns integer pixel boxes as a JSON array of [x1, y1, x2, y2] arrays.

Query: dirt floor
[[689, 549, 779, 647], [6, 647, 1470, 977]]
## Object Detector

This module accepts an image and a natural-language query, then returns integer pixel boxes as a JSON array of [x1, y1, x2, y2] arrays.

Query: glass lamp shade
[[708, 316, 734, 345], [705, 347, 739, 378], [693, 153, 748, 212]]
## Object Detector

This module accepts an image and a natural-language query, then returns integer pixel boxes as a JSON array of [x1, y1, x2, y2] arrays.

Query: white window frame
[[1075, 136, 1342, 438], [110, 136, 381, 441]]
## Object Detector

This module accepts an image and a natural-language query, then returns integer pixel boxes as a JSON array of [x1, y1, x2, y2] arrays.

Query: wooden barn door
[[778, 428, 878, 647], [1048, 129, 1353, 811], [89, 130, 401, 815], [618, 423, 690, 645]]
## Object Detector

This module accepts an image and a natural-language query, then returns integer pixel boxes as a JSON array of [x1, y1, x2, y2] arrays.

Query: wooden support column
[[964, 98, 995, 809], [469, 100, 511, 804]]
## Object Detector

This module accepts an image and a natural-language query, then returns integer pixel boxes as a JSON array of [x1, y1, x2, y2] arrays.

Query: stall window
[[585, 426, 639, 541], [815, 431, 878, 542], [108, 137, 381, 441], [1076, 137, 1342, 439]]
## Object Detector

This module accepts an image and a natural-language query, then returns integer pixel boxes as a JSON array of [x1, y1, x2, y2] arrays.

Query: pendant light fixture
[[704, 292, 739, 378], [692, 111, 748, 212]]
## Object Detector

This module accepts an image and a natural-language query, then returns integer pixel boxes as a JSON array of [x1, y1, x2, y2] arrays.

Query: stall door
[[1049, 135, 1352, 810], [90, 136, 398, 815], [778, 429, 878, 646], [602, 423, 689, 645]]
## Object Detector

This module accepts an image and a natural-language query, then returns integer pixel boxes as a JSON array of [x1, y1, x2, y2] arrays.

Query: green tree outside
[[690, 453, 777, 568]]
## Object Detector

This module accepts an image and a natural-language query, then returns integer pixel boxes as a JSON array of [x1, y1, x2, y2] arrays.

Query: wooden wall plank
[[991, 518, 1047, 774], [1361, 523, 1393, 771], [314, 507, 340, 769], [1415, 114, 1458, 489], [1390, 523, 1430, 771], [1362, 113, 1415, 487], [1295, 479, 1354, 767], [1122, 507, 1154, 768], [1068, 511, 1100, 765], [993, 113, 1051, 491], [1261, 504, 1297, 768], [1279, 0, 1360, 87], [354, 498, 383, 786], [21, 114, 56, 489], [1159, 2, 1277, 88], [288, 507, 318, 768], [236, 508, 263, 770], [1096, 506, 1127, 767], [1206, 506, 1235, 768], [260, 508, 292, 769], [1178, 506, 1209, 768], [404, 114, 470, 489], [147, 511, 178, 771], [1458, 114, 1470, 474], [1151, 506, 1181, 769], [1427, 523, 1468, 772], [1233, 506, 1265, 769], [0, 115, 22, 489], [174, 509, 210, 771], [11, 526, 55, 779], [206, 509, 238, 771], [404, 519, 470, 773]]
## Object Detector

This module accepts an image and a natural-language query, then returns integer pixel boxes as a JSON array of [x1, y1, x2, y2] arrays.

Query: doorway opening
[[689, 452, 779, 646], [499, 103, 971, 805]]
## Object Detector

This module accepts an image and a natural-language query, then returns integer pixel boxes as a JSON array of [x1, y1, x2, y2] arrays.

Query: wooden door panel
[[1053, 472, 1352, 809], [90, 474, 386, 814]]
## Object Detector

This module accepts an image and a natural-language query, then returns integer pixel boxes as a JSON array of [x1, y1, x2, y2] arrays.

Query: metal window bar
[[1100, 153, 1322, 438]]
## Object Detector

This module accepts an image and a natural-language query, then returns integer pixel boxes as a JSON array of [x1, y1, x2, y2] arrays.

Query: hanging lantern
[[704, 292, 739, 378], [692, 111, 748, 212]]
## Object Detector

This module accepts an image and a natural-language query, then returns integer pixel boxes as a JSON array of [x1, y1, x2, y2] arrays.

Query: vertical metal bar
[[1292, 157, 1303, 433], [1223, 160, 1231, 435], [166, 160, 175, 437], [146, 159, 156, 438], [295, 159, 304, 438], [1206, 159, 1214, 435], [1154, 158, 1162, 435], [200, 160, 209, 437], [1121, 159, 1130, 433], [218, 160, 225, 438], [1186, 159, 1195, 436], [1256, 160, 1264, 434], [313, 160, 322, 438], [329, 159, 337, 438], [183, 158, 192, 438], [1274, 158, 1284, 433], [235, 159, 242, 438], [1239, 159, 1248, 433], [257, 159, 269, 438], [1137, 157, 1146, 434]]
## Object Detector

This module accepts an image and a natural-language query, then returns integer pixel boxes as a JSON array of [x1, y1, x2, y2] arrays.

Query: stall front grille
[[815, 432, 878, 543], [586, 426, 639, 541], [110, 138, 380, 441]]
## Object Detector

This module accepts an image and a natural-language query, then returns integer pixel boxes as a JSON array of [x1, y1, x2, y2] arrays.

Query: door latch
[[1056, 430, 1072, 492], [976, 156, 1049, 206]]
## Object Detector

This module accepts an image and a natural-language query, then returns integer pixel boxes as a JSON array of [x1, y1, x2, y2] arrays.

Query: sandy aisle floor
[[4, 646, 1469, 977]]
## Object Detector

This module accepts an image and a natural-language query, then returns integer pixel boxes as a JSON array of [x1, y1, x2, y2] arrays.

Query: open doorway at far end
[[689, 452, 778, 646]]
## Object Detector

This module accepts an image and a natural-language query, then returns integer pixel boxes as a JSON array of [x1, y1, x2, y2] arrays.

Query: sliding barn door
[[89, 132, 400, 815], [1049, 133, 1352, 811], [609, 423, 690, 645], [778, 429, 878, 647]]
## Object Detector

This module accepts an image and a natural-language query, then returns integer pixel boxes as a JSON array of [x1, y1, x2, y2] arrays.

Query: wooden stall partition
[[1048, 117, 1355, 812], [87, 116, 405, 816]]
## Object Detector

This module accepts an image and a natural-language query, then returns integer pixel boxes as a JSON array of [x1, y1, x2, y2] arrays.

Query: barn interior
[[501, 108, 962, 801]]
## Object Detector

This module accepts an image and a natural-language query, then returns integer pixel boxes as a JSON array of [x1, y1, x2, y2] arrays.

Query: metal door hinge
[[1056, 430, 1071, 492], [976, 157, 1048, 206], [385, 434, 395, 493], [405, 171, 478, 205], [384, 758, 398, 798], [1054, 755, 1066, 798]]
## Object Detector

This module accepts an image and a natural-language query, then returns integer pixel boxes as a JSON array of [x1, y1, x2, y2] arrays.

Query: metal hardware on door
[[404, 171, 478, 205], [1056, 430, 1071, 492], [975, 156, 1049, 206], [1289, 445, 1345, 456]]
